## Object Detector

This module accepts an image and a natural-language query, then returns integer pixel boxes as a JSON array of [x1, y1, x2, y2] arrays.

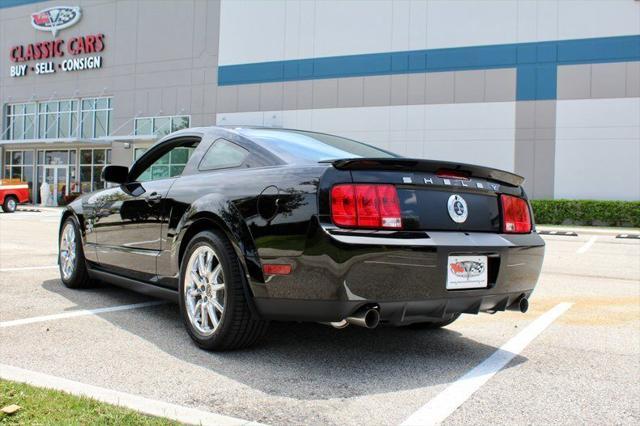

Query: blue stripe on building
[[218, 35, 640, 101], [0, 0, 45, 9]]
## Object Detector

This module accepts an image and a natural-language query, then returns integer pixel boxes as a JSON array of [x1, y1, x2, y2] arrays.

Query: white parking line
[[0, 363, 261, 426], [401, 302, 573, 426], [0, 213, 62, 220], [0, 265, 58, 272], [0, 301, 166, 328], [576, 236, 598, 254]]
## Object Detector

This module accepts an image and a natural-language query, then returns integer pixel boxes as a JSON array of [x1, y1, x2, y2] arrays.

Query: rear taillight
[[500, 194, 532, 233], [330, 184, 357, 227], [331, 184, 402, 229]]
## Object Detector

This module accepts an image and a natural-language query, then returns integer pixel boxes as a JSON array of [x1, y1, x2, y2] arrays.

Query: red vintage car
[[0, 179, 30, 213]]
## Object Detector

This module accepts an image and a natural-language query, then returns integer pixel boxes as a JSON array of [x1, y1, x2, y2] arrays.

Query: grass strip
[[0, 379, 179, 425]]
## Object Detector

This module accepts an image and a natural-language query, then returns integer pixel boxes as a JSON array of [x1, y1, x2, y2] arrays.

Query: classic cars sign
[[31, 6, 81, 37], [9, 6, 105, 78]]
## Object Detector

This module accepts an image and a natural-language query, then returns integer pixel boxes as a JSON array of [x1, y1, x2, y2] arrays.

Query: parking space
[[0, 209, 62, 270], [1, 211, 639, 425]]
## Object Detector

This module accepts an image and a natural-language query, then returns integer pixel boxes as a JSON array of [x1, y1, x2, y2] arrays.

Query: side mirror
[[101, 165, 129, 185]]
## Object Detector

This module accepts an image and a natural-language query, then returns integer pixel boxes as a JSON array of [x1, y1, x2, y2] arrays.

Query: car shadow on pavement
[[42, 279, 526, 400]]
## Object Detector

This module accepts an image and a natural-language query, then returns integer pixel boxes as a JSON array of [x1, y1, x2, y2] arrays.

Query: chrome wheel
[[6, 198, 16, 212], [59, 223, 77, 280], [184, 245, 225, 336]]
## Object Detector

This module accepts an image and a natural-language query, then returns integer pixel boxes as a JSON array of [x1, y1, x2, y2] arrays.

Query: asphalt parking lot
[[1, 209, 639, 425]]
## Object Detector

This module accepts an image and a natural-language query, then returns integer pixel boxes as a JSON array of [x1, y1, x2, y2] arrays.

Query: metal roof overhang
[[0, 135, 156, 146]]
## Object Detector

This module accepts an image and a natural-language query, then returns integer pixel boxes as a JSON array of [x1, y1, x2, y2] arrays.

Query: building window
[[134, 147, 147, 162], [79, 148, 112, 192], [38, 100, 79, 139], [81, 97, 112, 138], [6, 103, 37, 140], [134, 115, 190, 138], [5, 98, 109, 140], [3, 150, 34, 191]]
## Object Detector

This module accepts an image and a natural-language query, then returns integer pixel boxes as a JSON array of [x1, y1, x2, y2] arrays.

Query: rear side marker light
[[263, 264, 292, 275], [501, 194, 532, 234], [331, 184, 402, 229]]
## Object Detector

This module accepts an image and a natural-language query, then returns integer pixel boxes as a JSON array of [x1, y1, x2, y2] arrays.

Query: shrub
[[530, 199, 640, 227]]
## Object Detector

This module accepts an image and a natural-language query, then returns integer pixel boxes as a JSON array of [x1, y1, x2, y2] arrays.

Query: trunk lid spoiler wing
[[327, 158, 524, 187]]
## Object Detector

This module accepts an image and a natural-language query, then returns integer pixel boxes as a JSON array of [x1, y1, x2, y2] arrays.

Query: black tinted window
[[239, 129, 397, 162], [199, 139, 248, 170]]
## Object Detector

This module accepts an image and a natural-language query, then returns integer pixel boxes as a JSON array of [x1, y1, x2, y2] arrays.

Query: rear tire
[[2, 196, 18, 213], [406, 313, 461, 329], [179, 230, 269, 351], [59, 217, 92, 289]]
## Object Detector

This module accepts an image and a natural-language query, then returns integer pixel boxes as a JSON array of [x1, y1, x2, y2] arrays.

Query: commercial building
[[1, 0, 639, 205]]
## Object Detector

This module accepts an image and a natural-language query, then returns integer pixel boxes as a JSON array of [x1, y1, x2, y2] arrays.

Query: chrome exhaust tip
[[326, 320, 349, 329], [507, 296, 529, 313], [346, 307, 380, 329]]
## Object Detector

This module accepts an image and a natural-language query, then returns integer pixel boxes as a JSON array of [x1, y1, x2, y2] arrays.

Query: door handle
[[145, 192, 162, 204]]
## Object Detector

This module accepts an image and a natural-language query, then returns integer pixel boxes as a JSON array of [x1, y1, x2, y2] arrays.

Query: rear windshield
[[238, 129, 397, 162]]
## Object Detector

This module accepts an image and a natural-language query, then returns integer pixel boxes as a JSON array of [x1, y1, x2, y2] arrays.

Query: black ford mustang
[[58, 127, 545, 350]]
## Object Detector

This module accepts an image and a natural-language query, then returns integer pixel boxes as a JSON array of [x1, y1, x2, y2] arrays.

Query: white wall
[[555, 98, 640, 201], [219, 0, 640, 65], [217, 102, 516, 172]]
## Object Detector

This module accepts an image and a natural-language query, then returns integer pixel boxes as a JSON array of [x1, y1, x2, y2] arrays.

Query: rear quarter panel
[[159, 164, 325, 293]]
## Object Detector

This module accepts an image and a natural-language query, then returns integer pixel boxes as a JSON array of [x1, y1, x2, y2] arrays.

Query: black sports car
[[58, 127, 545, 350]]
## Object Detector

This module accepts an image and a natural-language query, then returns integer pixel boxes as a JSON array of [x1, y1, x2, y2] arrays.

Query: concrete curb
[[616, 233, 640, 240], [537, 230, 578, 237], [537, 225, 640, 238], [0, 363, 263, 426]]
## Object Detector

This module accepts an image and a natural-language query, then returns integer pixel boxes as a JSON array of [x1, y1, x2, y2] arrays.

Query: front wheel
[[178, 230, 269, 351], [59, 217, 92, 288], [2, 196, 18, 213]]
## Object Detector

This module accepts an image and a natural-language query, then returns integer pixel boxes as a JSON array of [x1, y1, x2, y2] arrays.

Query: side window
[[199, 139, 248, 170], [134, 140, 198, 182]]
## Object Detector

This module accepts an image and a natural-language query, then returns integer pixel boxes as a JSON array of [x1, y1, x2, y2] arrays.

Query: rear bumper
[[255, 291, 534, 325], [252, 225, 545, 324]]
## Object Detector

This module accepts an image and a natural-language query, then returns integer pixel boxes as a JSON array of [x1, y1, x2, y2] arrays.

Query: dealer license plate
[[446, 255, 488, 290]]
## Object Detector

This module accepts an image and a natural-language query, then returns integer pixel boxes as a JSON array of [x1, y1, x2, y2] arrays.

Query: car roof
[[163, 125, 346, 139], [154, 125, 397, 165]]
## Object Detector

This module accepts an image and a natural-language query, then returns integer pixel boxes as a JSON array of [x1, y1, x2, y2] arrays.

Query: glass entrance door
[[42, 166, 68, 206]]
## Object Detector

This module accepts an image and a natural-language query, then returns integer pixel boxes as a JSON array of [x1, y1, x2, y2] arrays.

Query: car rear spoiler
[[327, 158, 524, 187]]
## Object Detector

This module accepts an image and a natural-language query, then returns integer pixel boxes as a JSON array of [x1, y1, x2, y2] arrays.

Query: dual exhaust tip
[[328, 297, 528, 329]]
